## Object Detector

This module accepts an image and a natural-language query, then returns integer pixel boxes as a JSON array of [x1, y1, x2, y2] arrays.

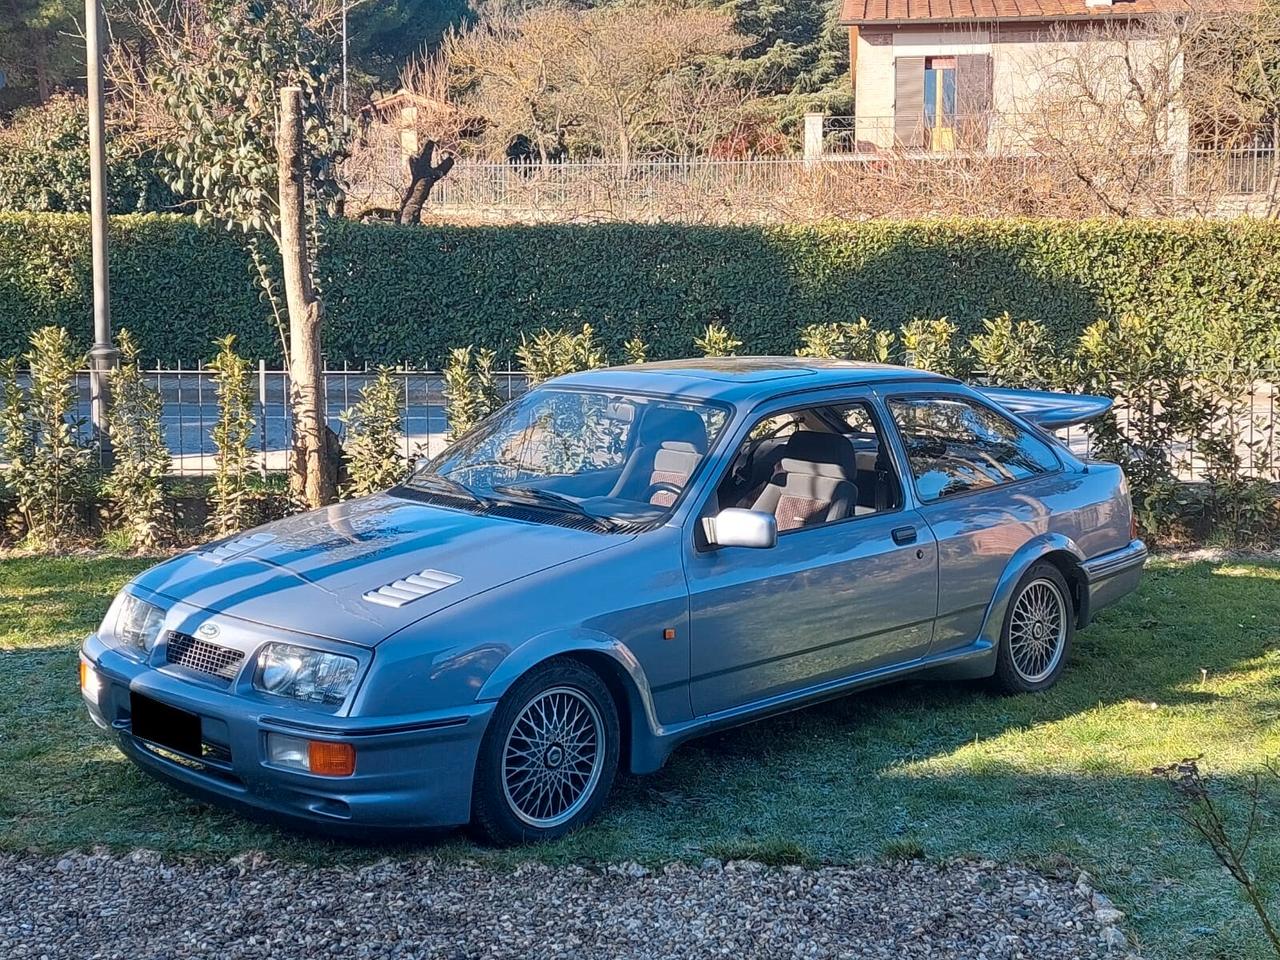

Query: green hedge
[[3, 213, 1279, 365]]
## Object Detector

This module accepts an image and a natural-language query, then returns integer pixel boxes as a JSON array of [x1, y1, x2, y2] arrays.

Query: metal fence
[[343, 114, 1279, 224], [346, 147, 811, 222], [1054, 380, 1280, 483], [50, 366, 527, 477], [13, 366, 1278, 482]]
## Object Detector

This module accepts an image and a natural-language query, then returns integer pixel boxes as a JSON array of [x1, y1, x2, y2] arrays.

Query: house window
[[894, 54, 991, 151], [924, 57, 957, 150]]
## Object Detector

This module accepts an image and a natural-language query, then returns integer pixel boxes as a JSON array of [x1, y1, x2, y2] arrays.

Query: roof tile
[[841, 0, 1248, 24]]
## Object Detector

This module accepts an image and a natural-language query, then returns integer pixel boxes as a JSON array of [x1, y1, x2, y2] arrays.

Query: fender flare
[[976, 533, 1088, 650], [475, 627, 668, 773]]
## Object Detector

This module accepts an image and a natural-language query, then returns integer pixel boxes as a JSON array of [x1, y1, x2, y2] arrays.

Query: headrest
[[639, 406, 708, 453], [780, 431, 857, 478], [654, 445, 702, 474]]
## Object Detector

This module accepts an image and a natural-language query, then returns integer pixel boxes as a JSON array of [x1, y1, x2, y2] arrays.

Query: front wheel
[[471, 658, 620, 845], [992, 562, 1075, 694]]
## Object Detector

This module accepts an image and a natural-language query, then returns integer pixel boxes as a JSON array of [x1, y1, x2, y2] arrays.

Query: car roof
[[551, 356, 956, 404]]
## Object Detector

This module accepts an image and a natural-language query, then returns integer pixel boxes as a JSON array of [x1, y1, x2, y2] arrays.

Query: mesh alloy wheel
[[501, 686, 605, 829], [1007, 577, 1068, 684]]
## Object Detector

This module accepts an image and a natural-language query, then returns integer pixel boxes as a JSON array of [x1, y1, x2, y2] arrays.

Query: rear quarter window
[[887, 395, 1060, 501]]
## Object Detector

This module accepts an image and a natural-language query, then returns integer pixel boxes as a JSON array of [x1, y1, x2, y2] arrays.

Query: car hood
[[132, 493, 630, 647]]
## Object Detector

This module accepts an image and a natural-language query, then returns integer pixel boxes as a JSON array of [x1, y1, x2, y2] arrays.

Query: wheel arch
[[476, 629, 668, 776], [978, 534, 1088, 650]]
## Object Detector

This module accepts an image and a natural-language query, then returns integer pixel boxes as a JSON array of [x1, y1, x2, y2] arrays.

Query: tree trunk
[[617, 120, 632, 178], [278, 86, 338, 508], [35, 32, 51, 103], [397, 140, 455, 225]]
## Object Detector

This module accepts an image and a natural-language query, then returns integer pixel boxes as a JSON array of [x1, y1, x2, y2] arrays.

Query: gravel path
[[1, 851, 1132, 959]]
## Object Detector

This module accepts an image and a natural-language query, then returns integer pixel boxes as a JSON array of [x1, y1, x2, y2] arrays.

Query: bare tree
[[554, 3, 745, 169], [442, 3, 578, 164], [437, 1, 746, 168], [1006, 7, 1280, 218]]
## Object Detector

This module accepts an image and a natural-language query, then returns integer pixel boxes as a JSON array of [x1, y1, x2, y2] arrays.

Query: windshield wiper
[[404, 472, 492, 507], [491, 484, 621, 530]]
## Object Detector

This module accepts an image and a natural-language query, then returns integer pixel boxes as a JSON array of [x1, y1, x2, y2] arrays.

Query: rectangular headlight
[[253, 643, 358, 706], [115, 593, 166, 654]]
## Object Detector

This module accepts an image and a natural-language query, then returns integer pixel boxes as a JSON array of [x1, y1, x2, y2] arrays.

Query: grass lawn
[[1, 553, 1277, 959]]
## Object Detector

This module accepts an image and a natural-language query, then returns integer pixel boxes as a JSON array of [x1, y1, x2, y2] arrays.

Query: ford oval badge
[[197, 622, 220, 640]]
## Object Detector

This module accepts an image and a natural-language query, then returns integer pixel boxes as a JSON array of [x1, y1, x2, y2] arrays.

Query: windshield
[[406, 388, 731, 528]]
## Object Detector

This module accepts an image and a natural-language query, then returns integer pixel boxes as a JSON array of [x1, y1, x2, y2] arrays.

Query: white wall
[[852, 22, 1178, 154]]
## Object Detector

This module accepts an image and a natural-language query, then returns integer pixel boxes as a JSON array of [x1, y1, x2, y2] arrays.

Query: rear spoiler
[[977, 387, 1113, 430]]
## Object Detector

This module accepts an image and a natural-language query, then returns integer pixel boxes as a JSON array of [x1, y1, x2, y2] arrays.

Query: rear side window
[[887, 395, 1059, 502]]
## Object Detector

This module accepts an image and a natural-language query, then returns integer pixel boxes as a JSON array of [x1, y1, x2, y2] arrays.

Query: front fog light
[[266, 733, 356, 776], [267, 733, 311, 771]]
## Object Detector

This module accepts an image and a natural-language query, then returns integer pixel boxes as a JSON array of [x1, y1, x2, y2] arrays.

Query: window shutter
[[893, 57, 926, 148], [955, 54, 993, 148]]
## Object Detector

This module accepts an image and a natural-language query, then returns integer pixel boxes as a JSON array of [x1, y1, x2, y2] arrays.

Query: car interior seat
[[609, 406, 708, 507], [749, 430, 859, 531]]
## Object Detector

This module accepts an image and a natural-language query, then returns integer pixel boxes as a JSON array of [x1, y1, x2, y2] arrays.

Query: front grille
[[165, 631, 245, 681]]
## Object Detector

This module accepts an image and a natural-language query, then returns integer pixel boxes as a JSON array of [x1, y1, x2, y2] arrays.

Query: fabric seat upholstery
[[609, 407, 708, 506], [750, 431, 858, 531]]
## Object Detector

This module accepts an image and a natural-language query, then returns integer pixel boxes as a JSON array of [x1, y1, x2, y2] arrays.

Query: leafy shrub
[[205, 336, 257, 536], [0, 326, 93, 547], [517, 324, 607, 386], [5, 215, 1279, 368], [1074, 314, 1196, 535], [968, 313, 1061, 389], [0, 95, 175, 214], [695, 323, 743, 357], [1185, 361, 1279, 546], [104, 330, 171, 549], [443, 347, 502, 439], [340, 367, 405, 497], [623, 337, 649, 364], [901, 317, 965, 376], [796, 318, 894, 362]]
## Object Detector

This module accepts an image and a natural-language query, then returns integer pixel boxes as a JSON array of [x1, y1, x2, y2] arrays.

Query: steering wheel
[[643, 480, 683, 504]]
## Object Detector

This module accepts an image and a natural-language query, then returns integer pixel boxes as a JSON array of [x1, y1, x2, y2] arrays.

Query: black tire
[[471, 658, 620, 845], [992, 561, 1075, 694]]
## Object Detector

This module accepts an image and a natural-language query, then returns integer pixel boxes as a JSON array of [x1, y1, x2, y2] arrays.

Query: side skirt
[[630, 638, 997, 773]]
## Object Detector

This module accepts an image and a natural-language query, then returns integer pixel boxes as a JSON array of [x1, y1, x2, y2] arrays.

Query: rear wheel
[[471, 658, 619, 845], [992, 562, 1074, 694]]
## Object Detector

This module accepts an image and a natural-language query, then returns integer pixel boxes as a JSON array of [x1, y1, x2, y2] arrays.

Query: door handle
[[891, 525, 918, 546]]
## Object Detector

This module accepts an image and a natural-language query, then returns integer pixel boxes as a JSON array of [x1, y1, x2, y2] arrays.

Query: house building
[[837, 0, 1245, 153]]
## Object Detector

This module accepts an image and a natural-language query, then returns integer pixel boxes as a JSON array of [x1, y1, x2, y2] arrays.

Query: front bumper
[[80, 632, 493, 832], [1080, 538, 1148, 626]]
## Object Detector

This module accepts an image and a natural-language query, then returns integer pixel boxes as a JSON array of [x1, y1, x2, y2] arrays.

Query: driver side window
[[714, 401, 902, 533]]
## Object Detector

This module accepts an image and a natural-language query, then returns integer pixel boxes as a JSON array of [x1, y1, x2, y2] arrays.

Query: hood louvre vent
[[202, 531, 277, 564], [363, 568, 462, 608]]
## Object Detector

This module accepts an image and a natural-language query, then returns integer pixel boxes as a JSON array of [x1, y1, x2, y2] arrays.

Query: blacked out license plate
[[130, 691, 202, 757]]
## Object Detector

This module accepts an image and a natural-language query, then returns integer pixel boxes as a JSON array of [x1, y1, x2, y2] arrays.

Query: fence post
[[258, 359, 268, 479], [803, 112, 825, 166]]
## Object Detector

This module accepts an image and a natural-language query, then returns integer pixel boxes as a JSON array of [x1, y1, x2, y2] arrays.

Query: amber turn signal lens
[[308, 740, 356, 777], [79, 660, 88, 689]]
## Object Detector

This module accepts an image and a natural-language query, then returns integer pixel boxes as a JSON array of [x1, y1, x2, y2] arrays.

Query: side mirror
[[704, 508, 777, 550]]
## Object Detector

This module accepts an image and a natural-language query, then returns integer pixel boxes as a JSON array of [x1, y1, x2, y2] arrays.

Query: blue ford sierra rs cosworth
[[80, 358, 1146, 843]]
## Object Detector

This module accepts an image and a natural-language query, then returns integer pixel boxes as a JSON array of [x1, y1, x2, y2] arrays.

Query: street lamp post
[[85, 0, 117, 462]]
